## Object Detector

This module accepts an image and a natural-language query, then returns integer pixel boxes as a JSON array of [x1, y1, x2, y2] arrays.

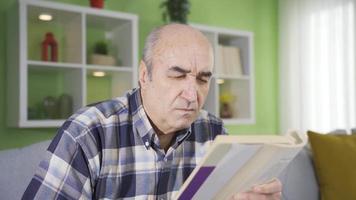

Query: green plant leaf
[[93, 41, 108, 55]]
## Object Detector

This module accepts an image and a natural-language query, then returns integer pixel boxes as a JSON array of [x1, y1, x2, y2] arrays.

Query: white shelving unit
[[192, 24, 255, 125], [7, 0, 138, 127]]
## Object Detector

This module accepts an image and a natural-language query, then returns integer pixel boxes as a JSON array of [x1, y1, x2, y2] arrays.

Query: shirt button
[[145, 141, 149, 147], [164, 157, 168, 162]]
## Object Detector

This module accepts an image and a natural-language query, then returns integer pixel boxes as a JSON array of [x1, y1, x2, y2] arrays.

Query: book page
[[192, 144, 262, 200], [175, 132, 306, 200], [215, 144, 302, 199]]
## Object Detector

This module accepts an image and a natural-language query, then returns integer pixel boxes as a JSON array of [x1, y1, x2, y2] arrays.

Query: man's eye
[[170, 74, 186, 79], [177, 74, 187, 78], [197, 77, 209, 83]]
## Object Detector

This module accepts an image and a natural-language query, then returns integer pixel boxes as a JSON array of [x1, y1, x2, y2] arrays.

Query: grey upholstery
[[0, 140, 51, 200], [279, 148, 319, 200]]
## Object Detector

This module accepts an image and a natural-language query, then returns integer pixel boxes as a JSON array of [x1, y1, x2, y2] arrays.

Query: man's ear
[[139, 60, 149, 88]]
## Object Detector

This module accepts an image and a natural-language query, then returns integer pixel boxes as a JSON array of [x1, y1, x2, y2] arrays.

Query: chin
[[173, 124, 191, 131], [173, 117, 196, 130]]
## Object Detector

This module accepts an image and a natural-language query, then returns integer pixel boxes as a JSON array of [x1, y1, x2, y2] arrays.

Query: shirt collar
[[129, 88, 191, 150], [171, 128, 192, 149]]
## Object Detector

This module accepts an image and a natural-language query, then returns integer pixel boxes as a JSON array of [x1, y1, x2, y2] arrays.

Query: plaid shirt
[[23, 88, 225, 200]]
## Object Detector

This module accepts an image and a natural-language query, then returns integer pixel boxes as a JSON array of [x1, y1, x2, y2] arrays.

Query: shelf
[[86, 14, 134, 67], [194, 24, 255, 125], [86, 65, 132, 72], [28, 60, 83, 68], [219, 79, 252, 120], [86, 70, 133, 105], [218, 35, 251, 76], [86, 13, 132, 32], [7, 0, 138, 127], [27, 65, 83, 120], [27, 4, 82, 63], [222, 118, 255, 125], [215, 74, 250, 80]]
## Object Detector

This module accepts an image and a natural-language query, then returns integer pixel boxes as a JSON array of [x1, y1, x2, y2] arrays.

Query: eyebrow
[[197, 71, 212, 78], [168, 66, 212, 78], [168, 66, 191, 74]]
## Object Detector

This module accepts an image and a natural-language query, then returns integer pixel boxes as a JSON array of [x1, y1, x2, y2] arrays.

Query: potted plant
[[89, 0, 105, 9], [160, 0, 190, 24], [90, 40, 116, 66]]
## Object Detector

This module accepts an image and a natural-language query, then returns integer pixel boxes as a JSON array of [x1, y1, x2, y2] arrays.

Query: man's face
[[140, 31, 213, 134]]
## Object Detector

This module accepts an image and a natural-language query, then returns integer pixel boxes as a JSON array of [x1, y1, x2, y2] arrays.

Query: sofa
[[0, 140, 320, 200], [278, 147, 319, 200], [0, 140, 51, 200]]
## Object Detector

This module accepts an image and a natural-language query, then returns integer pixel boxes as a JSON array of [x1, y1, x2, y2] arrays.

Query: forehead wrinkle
[[153, 26, 214, 73]]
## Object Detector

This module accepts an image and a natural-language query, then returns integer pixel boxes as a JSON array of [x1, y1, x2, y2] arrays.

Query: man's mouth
[[176, 108, 196, 112]]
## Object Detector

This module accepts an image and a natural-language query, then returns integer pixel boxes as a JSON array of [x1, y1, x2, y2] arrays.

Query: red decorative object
[[41, 32, 58, 62], [90, 0, 104, 8]]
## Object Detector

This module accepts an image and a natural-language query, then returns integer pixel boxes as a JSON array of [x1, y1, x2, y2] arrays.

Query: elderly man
[[23, 23, 281, 200]]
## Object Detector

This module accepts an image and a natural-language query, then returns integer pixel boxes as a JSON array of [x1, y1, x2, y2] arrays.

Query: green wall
[[0, 0, 279, 150]]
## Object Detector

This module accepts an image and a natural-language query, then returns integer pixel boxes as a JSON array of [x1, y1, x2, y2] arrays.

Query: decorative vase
[[90, 0, 104, 8], [41, 32, 58, 62], [43, 96, 58, 119], [90, 54, 116, 66], [58, 94, 73, 118], [220, 102, 233, 118]]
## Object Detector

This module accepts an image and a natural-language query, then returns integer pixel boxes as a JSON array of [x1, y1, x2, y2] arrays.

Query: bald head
[[139, 23, 214, 135], [142, 23, 213, 79]]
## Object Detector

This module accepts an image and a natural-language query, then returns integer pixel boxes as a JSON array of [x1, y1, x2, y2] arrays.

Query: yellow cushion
[[307, 131, 356, 200]]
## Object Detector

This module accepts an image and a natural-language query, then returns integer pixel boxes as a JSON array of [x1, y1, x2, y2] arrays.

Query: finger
[[273, 192, 282, 199], [252, 178, 282, 194], [230, 192, 248, 200], [242, 192, 281, 200]]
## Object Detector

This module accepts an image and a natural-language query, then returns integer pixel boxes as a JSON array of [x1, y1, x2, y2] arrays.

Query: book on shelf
[[215, 45, 225, 76], [216, 45, 243, 77], [174, 131, 307, 200]]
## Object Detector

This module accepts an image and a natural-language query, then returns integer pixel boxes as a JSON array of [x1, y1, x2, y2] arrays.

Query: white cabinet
[[7, 0, 138, 127], [193, 24, 255, 125]]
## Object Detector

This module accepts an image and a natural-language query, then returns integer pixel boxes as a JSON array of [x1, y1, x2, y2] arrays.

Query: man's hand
[[230, 179, 282, 200]]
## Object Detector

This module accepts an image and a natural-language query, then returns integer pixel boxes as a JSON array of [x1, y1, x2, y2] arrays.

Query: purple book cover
[[177, 166, 215, 200]]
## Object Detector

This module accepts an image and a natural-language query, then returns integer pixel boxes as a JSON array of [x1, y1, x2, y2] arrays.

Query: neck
[[140, 89, 176, 152], [149, 117, 174, 152]]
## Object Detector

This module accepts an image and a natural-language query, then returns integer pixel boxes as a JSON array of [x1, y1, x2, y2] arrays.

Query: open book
[[174, 131, 307, 200]]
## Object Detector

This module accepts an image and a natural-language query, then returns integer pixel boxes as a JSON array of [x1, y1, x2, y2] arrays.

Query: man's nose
[[181, 81, 198, 103]]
